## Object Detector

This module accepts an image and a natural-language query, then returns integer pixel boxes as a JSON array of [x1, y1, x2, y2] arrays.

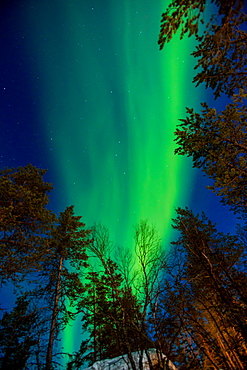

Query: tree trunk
[[45, 254, 63, 370]]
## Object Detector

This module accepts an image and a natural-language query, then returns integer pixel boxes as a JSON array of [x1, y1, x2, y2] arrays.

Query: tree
[[158, 1, 247, 367], [69, 261, 147, 370], [68, 223, 156, 370], [0, 165, 93, 368], [159, 1, 247, 215], [0, 294, 38, 369], [155, 208, 247, 369], [132, 221, 169, 369], [0, 164, 55, 285], [133, 220, 165, 308], [158, 0, 246, 98], [44, 206, 90, 370], [174, 93, 247, 215], [191, 10, 247, 99], [158, 0, 244, 44]]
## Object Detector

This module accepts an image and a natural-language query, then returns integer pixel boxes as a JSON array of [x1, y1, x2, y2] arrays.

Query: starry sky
[[0, 0, 239, 358]]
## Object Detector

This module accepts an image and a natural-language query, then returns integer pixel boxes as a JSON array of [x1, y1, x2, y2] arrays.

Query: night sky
[[0, 0, 239, 357]]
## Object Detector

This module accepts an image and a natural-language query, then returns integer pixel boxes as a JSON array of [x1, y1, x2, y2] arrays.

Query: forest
[[1, 0, 247, 369]]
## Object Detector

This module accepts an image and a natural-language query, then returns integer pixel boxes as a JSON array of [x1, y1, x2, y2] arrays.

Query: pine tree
[[155, 207, 247, 369], [44, 206, 90, 370], [0, 166, 92, 368], [0, 294, 38, 369], [158, 1, 247, 215], [174, 93, 247, 215], [68, 223, 155, 370], [71, 260, 146, 369], [0, 164, 55, 285], [157, 1, 247, 367], [158, 0, 246, 99]]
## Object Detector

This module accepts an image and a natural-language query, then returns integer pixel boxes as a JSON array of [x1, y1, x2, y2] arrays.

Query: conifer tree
[[159, 0, 247, 216], [174, 92, 247, 215], [155, 208, 247, 369], [158, 0, 246, 99], [44, 206, 90, 370], [0, 294, 38, 369], [157, 1, 247, 367], [0, 165, 92, 368], [68, 261, 147, 370], [68, 224, 155, 370], [0, 164, 55, 285]]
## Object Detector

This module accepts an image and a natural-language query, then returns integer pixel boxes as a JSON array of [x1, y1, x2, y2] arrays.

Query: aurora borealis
[[0, 0, 238, 359], [2, 0, 199, 243]]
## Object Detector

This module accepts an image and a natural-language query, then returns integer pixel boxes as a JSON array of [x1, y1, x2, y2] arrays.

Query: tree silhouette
[[0, 164, 55, 285]]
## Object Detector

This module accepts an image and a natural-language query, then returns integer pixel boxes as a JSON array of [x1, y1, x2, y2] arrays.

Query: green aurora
[[18, 0, 204, 356]]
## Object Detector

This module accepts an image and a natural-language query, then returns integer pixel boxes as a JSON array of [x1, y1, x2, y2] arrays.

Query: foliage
[[0, 166, 91, 369], [158, 0, 246, 98], [192, 11, 247, 98], [158, 0, 207, 45], [152, 208, 247, 369], [78, 262, 144, 366], [159, 0, 247, 215], [0, 164, 55, 284], [158, 0, 244, 45], [0, 294, 39, 369], [174, 91, 247, 215], [156, 0, 247, 368], [68, 223, 156, 369], [43, 206, 90, 370], [1, 0, 247, 364]]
